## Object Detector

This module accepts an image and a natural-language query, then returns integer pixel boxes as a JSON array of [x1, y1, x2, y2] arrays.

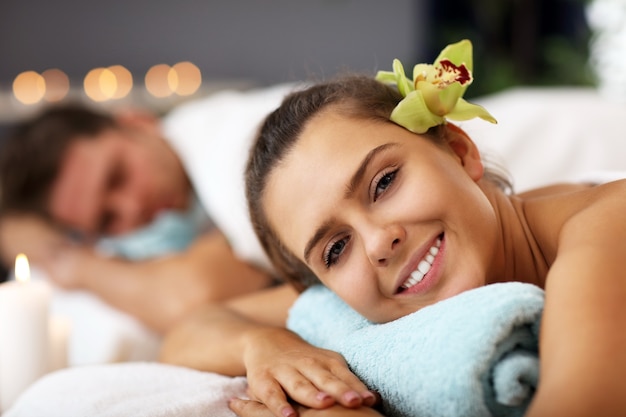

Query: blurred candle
[[0, 254, 51, 412], [48, 315, 70, 372]]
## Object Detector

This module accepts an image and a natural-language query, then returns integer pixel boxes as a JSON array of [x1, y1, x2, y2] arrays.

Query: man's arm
[[0, 214, 274, 333]]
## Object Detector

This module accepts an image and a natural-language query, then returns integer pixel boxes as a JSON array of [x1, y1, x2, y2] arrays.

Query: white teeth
[[417, 259, 430, 274], [410, 270, 424, 282], [401, 238, 441, 290]]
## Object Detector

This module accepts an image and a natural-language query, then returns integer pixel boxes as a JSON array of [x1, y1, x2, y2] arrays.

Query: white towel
[[4, 362, 247, 417]]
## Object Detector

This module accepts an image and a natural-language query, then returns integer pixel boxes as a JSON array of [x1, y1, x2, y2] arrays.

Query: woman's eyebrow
[[304, 219, 333, 264], [344, 143, 399, 199], [303, 142, 399, 263]]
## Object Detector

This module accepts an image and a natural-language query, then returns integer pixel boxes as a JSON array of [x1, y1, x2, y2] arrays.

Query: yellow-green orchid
[[376, 39, 497, 134]]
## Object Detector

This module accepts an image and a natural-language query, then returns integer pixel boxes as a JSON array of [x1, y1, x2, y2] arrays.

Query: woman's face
[[264, 111, 500, 322], [49, 123, 190, 237]]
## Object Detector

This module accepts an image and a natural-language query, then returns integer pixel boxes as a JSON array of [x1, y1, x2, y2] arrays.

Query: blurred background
[[0, 0, 613, 279], [0, 0, 604, 126]]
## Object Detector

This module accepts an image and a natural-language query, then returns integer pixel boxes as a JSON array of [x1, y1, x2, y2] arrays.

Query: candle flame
[[15, 253, 30, 283]]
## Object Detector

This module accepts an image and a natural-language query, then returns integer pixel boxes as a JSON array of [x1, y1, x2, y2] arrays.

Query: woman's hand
[[229, 398, 385, 417], [242, 327, 377, 417]]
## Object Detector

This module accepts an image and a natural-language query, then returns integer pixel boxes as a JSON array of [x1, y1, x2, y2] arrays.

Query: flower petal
[[445, 98, 498, 124], [416, 80, 470, 118], [390, 90, 443, 134], [375, 70, 397, 84], [416, 81, 447, 116], [434, 39, 473, 72], [412, 63, 434, 84], [392, 59, 413, 96]]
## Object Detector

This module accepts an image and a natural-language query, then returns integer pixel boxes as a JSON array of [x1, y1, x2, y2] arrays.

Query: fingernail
[[316, 391, 332, 402], [361, 390, 376, 405], [342, 390, 361, 405], [281, 405, 297, 417]]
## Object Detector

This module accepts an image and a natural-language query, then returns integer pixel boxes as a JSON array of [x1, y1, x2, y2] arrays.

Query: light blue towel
[[96, 196, 213, 260], [287, 282, 543, 417]]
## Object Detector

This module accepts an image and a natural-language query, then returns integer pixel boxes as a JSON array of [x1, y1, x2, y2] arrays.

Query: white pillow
[[461, 87, 626, 191]]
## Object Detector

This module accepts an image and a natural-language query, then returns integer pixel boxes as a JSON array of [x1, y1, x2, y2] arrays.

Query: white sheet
[[4, 362, 247, 417], [462, 87, 626, 191]]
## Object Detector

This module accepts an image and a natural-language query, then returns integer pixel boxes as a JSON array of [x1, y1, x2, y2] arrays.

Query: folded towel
[[287, 282, 544, 417], [4, 362, 247, 417]]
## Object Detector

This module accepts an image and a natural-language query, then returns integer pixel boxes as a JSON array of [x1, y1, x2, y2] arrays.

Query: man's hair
[[0, 103, 115, 219]]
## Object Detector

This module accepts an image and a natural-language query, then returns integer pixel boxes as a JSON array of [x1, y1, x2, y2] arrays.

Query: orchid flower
[[376, 39, 497, 134]]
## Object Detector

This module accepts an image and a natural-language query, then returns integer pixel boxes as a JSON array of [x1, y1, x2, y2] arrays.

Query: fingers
[[248, 377, 298, 417], [229, 398, 279, 417], [304, 359, 377, 408], [249, 356, 376, 412]]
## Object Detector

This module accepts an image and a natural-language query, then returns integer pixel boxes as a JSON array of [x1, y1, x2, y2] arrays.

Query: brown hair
[[246, 75, 510, 291], [0, 103, 115, 219]]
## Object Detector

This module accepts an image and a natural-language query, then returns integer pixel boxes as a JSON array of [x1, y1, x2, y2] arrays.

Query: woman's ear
[[444, 123, 484, 181]]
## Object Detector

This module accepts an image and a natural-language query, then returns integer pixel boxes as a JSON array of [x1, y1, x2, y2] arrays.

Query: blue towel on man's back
[[287, 282, 543, 417]]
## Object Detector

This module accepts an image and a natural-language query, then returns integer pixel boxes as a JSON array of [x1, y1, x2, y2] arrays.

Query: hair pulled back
[[246, 75, 510, 290], [247, 75, 434, 290]]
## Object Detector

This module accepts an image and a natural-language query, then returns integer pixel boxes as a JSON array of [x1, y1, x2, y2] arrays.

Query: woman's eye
[[324, 236, 350, 268], [373, 169, 398, 201]]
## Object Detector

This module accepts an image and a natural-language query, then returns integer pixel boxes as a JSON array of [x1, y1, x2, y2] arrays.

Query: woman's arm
[[527, 183, 626, 416], [160, 284, 377, 417]]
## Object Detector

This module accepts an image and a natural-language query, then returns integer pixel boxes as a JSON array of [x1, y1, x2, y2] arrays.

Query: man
[[0, 83, 296, 333]]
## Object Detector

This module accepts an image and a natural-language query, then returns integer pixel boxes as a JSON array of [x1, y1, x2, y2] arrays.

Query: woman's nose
[[364, 223, 405, 267]]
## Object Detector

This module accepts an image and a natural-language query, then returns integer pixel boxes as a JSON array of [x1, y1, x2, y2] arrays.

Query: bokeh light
[[13, 71, 46, 105], [145, 64, 174, 98], [83, 65, 133, 102], [108, 65, 133, 99], [172, 61, 202, 96], [41, 69, 70, 102], [99, 68, 117, 99], [145, 62, 202, 97], [84, 68, 108, 102], [12, 62, 201, 104]]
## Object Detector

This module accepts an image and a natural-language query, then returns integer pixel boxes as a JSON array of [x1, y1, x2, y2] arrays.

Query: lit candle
[[0, 254, 52, 412], [48, 315, 70, 372]]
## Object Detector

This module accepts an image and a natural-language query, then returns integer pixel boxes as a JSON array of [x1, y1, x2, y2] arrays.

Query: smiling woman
[[226, 40, 626, 417], [260, 111, 498, 323]]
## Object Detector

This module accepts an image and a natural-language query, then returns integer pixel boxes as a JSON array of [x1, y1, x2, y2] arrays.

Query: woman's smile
[[396, 233, 444, 295], [264, 110, 497, 323]]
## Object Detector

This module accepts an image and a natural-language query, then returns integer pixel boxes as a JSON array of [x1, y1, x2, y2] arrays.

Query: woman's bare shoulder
[[517, 179, 626, 210], [516, 179, 626, 263]]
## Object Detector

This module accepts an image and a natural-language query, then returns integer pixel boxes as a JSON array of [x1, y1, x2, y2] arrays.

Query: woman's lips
[[396, 233, 445, 295]]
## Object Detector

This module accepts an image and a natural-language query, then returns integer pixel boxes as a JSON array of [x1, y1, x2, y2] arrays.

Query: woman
[[165, 41, 626, 417]]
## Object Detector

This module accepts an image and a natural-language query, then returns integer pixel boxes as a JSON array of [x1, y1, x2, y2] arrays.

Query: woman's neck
[[482, 182, 549, 288]]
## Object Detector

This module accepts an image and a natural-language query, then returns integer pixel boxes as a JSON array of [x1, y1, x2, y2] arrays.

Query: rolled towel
[[287, 282, 544, 417]]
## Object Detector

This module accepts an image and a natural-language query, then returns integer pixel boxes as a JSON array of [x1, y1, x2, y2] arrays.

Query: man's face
[[48, 125, 190, 237]]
